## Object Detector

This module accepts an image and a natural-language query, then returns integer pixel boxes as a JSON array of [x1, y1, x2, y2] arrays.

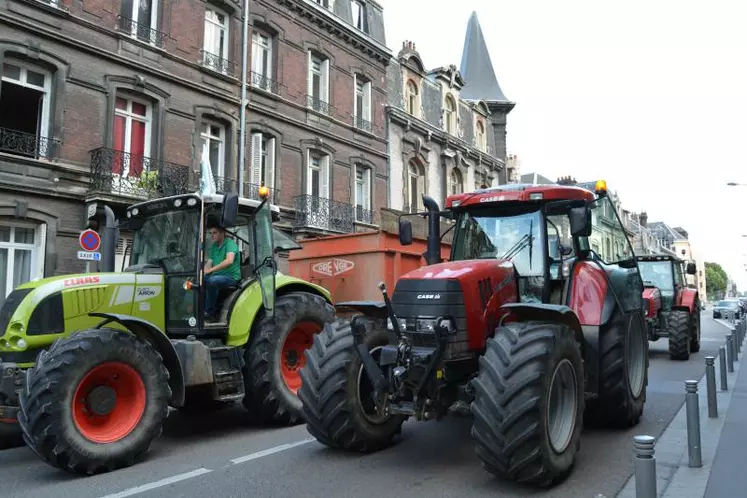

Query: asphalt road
[[0, 310, 730, 498]]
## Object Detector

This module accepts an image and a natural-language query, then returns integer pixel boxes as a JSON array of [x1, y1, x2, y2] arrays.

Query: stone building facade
[[0, 0, 389, 302]]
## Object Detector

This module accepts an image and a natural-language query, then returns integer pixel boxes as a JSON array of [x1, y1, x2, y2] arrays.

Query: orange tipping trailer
[[287, 231, 451, 304]]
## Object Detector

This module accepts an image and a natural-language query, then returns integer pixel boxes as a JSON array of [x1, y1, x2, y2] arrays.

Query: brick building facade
[[0, 0, 389, 303]]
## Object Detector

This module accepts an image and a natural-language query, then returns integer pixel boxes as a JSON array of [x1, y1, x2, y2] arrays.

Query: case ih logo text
[[64, 276, 100, 287], [312, 258, 355, 277], [417, 294, 441, 300]]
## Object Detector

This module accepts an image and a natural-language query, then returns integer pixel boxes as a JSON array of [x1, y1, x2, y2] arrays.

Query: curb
[[616, 320, 743, 498]]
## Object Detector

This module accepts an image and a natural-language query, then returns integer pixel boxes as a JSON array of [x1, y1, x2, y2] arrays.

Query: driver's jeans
[[204, 274, 236, 317]]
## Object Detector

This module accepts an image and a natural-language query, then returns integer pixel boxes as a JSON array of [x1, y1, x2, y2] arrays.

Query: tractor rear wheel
[[668, 310, 691, 360], [689, 299, 701, 353], [470, 321, 584, 487], [298, 319, 406, 452], [18, 328, 171, 475], [586, 309, 648, 427], [243, 292, 335, 425]]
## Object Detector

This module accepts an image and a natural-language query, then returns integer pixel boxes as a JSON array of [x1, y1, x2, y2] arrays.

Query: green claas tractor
[[0, 190, 335, 474]]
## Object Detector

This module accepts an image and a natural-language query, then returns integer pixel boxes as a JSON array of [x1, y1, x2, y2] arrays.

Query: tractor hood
[[399, 259, 516, 282]]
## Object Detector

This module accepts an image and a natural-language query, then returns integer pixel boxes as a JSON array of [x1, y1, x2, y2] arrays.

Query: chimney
[[640, 211, 648, 227]]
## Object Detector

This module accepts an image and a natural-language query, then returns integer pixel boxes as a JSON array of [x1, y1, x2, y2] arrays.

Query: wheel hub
[[285, 350, 299, 370], [547, 359, 578, 454], [86, 385, 117, 416]]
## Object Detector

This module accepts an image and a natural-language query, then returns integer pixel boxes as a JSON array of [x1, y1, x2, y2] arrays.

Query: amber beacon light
[[258, 185, 269, 199], [594, 179, 607, 196]]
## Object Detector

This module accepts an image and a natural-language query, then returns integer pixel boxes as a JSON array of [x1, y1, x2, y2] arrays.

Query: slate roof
[[458, 11, 512, 104]]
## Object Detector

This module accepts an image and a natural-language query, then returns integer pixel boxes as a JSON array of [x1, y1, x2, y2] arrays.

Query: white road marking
[[230, 438, 315, 464], [98, 468, 213, 498]]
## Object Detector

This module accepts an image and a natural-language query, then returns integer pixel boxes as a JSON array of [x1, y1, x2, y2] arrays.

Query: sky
[[376, 0, 747, 290]]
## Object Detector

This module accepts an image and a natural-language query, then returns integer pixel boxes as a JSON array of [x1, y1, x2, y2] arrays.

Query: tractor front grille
[[0, 289, 32, 338]]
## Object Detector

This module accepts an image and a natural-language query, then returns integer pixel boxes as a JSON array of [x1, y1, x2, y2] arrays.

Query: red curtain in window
[[129, 119, 146, 177], [112, 113, 125, 175]]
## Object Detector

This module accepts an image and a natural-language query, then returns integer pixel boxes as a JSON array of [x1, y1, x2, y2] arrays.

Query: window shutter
[[306, 149, 312, 195], [306, 51, 313, 99], [363, 167, 370, 210], [250, 133, 262, 185], [321, 59, 329, 103], [266, 38, 273, 80], [352, 74, 358, 117], [320, 155, 329, 199], [251, 34, 261, 75], [267, 138, 276, 189], [363, 82, 371, 122]]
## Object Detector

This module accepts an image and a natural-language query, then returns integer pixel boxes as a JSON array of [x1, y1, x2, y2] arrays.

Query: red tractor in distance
[[299, 180, 649, 487], [637, 254, 700, 360]]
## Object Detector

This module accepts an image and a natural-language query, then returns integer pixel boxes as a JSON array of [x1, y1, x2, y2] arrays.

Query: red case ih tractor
[[637, 254, 700, 360], [298, 180, 649, 487]]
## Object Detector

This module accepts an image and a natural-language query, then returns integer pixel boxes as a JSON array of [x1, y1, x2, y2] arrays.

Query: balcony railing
[[306, 95, 331, 115], [355, 205, 375, 225], [201, 50, 236, 76], [0, 127, 61, 160], [354, 115, 372, 133], [249, 71, 279, 94], [89, 147, 191, 199], [116, 16, 167, 48], [244, 183, 280, 205], [293, 195, 355, 233]]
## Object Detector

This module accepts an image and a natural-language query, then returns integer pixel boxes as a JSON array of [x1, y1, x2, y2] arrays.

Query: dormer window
[[444, 95, 456, 134], [405, 80, 419, 117]]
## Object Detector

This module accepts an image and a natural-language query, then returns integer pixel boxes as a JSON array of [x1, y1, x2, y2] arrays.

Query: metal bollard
[[720, 346, 728, 391], [727, 334, 735, 373], [733, 330, 739, 360], [633, 435, 657, 498], [706, 356, 718, 418], [686, 380, 702, 468], [736, 323, 742, 354]]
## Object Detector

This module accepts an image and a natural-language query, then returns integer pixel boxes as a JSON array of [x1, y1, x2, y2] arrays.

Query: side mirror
[[221, 192, 239, 228], [569, 206, 592, 237], [399, 219, 413, 246], [686, 262, 697, 275]]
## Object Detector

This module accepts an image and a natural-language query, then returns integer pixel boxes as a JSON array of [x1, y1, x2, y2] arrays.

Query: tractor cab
[[636, 254, 696, 311]]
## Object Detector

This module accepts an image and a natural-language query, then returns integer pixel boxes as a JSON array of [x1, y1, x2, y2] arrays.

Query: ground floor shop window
[[0, 222, 46, 307]]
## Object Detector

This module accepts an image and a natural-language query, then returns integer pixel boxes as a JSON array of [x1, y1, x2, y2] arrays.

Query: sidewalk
[[616, 321, 746, 498]]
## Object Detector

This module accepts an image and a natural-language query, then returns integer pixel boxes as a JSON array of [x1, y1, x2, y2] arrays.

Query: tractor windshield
[[638, 261, 674, 291], [130, 208, 200, 273], [452, 208, 544, 277]]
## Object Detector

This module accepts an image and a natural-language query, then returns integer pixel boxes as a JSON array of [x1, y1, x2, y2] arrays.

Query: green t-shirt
[[208, 238, 241, 281]]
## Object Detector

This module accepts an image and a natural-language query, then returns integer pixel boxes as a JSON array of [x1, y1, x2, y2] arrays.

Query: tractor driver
[[203, 222, 241, 320]]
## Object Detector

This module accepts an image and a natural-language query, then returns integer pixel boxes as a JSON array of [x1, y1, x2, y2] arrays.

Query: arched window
[[407, 160, 425, 213], [444, 96, 456, 134], [405, 80, 419, 116], [449, 169, 463, 195], [476, 120, 486, 151]]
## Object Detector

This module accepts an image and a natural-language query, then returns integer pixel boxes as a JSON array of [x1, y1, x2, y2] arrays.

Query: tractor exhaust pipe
[[101, 205, 118, 273], [422, 195, 441, 266]]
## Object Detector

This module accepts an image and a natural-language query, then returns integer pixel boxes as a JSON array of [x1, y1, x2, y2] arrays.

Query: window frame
[[251, 29, 273, 88], [307, 52, 330, 108], [250, 131, 276, 189], [353, 74, 372, 126], [0, 221, 46, 301], [354, 164, 371, 221], [203, 5, 230, 74], [405, 79, 419, 116], [200, 119, 226, 179], [1, 58, 52, 142], [444, 95, 456, 134]]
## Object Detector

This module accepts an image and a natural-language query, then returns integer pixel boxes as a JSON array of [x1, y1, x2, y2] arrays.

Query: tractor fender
[[676, 288, 698, 314], [89, 312, 185, 407], [499, 303, 585, 351]]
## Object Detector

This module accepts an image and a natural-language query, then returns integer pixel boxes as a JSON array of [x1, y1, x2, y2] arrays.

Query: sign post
[[78, 229, 102, 273]]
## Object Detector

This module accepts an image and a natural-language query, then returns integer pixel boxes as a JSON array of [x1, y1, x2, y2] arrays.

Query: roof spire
[[459, 11, 512, 104]]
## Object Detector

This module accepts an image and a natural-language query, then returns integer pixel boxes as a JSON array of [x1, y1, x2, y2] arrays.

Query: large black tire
[[668, 310, 691, 360], [243, 291, 335, 425], [689, 298, 701, 353], [470, 322, 584, 487], [586, 310, 648, 428], [18, 328, 171, 475], [298, 319, 406, 452]]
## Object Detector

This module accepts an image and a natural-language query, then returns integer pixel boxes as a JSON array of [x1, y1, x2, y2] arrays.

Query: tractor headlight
[[387, 317, 407, 331], [417, 318, 438, 332]]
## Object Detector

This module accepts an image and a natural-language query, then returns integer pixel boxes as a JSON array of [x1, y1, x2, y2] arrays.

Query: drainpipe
[[237, 0, 250, 197]]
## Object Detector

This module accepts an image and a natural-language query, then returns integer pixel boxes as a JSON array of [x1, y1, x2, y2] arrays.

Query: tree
[[705, 262, 728, 299]]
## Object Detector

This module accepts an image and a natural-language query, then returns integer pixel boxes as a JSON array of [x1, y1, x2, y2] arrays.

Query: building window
[[351, 1, 366, 31], [0, 222, 45, 307], [408, 160, 425, 213], [444, 95, 456, 134], [476, 120, 486, 151], [112, 95, 152, 181], [307, 151, 330, 200], [449, 169, 463, 195], [119, 0, 160, 45], [354, 165, 371, 222], [251, 30, 273, 91], [250, 132, 275, 189], [307, 52, 330, 113], [200, 120, 226, 182], [0, 59, 53, 159], [405, 80, 419, 116], [313, 0, 333, 9], [354, 75, 371, 130], [203, 6, 230, 74]]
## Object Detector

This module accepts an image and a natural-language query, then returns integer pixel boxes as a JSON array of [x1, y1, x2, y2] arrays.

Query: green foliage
[[705, 262, 728, 299]]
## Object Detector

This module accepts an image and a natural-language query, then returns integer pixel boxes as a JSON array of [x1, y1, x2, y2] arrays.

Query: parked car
[[713, 299, 741, 319]]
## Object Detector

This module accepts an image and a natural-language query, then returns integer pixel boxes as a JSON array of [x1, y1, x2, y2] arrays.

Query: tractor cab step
[[209, 346, 245, 401]]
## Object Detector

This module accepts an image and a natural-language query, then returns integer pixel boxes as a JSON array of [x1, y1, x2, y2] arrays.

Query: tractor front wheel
[[298, 319, 406, 452], [668, 310, 691, 360], [243, 292, 335, 425], [689, 299, 701, 353], [470, 321, 584, 487], [18, 328, 171, 475]]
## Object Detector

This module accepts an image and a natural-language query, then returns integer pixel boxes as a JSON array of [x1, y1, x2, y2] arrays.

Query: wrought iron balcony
[[355, 205, 374, 225], [89, 147, 191, 199], [249, 71, 279, 94], [293, 195, 355, 233], [354, 115, 372, 133], [244, 183, 280, 205], [116, 16, 167, 48], [0, 127, 60, 160], [201, 50, 236, 76], [306, 95, 331, 115], [213, 175, 237, 193]]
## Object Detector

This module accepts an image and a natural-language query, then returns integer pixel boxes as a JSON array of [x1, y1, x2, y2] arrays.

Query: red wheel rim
[[72, 362, 146, 444], [281, 321, 321, 394]]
